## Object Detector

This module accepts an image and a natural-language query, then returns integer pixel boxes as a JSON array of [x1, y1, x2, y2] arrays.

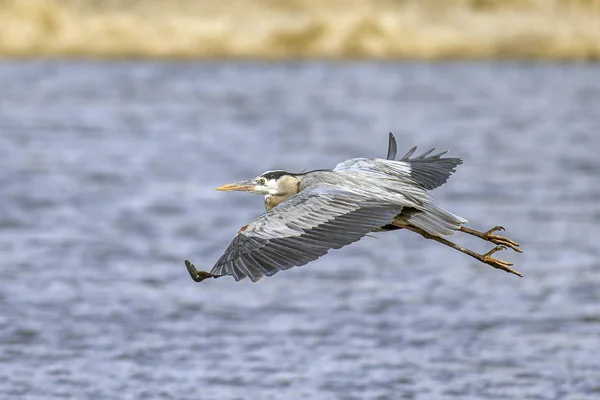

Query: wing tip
[[386, 132, 398, 160], [185, 260, 224, 283]]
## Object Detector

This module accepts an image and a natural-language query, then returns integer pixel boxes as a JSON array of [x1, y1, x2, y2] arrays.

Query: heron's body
[[185, 134, 522, 283]]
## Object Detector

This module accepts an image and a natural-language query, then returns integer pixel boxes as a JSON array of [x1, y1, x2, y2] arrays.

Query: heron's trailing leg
[[400, 225, 523, 277], [185, 260, 223, 282], [459, 226, 522, 253]]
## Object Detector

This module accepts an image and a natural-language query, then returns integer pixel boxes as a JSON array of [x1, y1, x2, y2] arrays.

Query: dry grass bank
[[1, 0, 599, 59]]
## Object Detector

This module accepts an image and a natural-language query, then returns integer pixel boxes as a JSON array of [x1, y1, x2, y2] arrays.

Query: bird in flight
[[185, 133, 522, 283]]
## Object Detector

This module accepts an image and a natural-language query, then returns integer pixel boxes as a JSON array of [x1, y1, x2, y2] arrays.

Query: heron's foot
[[185, 260, 222, 282], [460, 225, 522, 253], [483, 226, 522, 253], [480, 246, 522, 277]]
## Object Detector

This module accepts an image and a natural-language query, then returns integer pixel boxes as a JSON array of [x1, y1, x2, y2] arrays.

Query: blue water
[[1, 61, 599, 399]]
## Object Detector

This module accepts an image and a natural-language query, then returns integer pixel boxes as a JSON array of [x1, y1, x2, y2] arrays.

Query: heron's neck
[[263, 175, 301, 211], [264, 193, 291, 211]]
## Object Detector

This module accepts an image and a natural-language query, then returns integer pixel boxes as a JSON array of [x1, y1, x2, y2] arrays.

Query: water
[[1, 61, 599, 399]]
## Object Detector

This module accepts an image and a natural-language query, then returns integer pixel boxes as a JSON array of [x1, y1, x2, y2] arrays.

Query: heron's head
[[215, 170, 300, 196]]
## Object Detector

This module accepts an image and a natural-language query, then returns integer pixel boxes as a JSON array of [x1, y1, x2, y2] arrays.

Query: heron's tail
[[403, 204, 467, 237]]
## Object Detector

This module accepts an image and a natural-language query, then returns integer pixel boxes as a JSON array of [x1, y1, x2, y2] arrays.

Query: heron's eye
[[258, 178, 266, 185]]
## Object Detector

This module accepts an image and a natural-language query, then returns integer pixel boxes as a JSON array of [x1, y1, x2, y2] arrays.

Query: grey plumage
[[211, 189, 400, 281], [386, 132, 397, 160], [332, 155, 467, 238], [186, 133, 523, 283], [384, 132, 463, 190]]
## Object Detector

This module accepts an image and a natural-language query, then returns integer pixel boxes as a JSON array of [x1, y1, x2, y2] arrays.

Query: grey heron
[[185, 133, 522, 283]]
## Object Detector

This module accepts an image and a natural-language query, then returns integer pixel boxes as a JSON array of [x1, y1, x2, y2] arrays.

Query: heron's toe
[[481, 248, 522, 277]]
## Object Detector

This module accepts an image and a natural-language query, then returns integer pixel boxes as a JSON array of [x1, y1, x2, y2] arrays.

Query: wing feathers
[[386, 132, 398, 160], [400, 146, 418, 160], [337, 138, 462, 191], [408, 157, 462, 190], [209, 190, 400, 282], [396, 139, 461, 190]]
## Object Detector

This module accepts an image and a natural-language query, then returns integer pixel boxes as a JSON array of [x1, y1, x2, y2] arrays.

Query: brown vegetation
[[1, 0, 599, 59]]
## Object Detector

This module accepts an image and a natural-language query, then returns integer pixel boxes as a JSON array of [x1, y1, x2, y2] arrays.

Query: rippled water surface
[[1, 61, 599, 399]]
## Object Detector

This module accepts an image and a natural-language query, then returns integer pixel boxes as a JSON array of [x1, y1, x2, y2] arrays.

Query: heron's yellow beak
[[215, 180, 255, 192]]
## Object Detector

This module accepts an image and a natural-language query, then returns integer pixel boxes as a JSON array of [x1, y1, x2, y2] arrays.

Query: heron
[[185, 133, 522, 283]]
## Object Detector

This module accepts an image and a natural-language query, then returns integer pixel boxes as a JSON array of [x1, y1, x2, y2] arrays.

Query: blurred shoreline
[[1, 0, 599, 60]]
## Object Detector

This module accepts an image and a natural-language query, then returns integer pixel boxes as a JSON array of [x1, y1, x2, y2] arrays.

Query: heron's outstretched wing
[[399, 146, 462, 190], [191, 188, 401, 283], [337, 135, 462, 191]]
